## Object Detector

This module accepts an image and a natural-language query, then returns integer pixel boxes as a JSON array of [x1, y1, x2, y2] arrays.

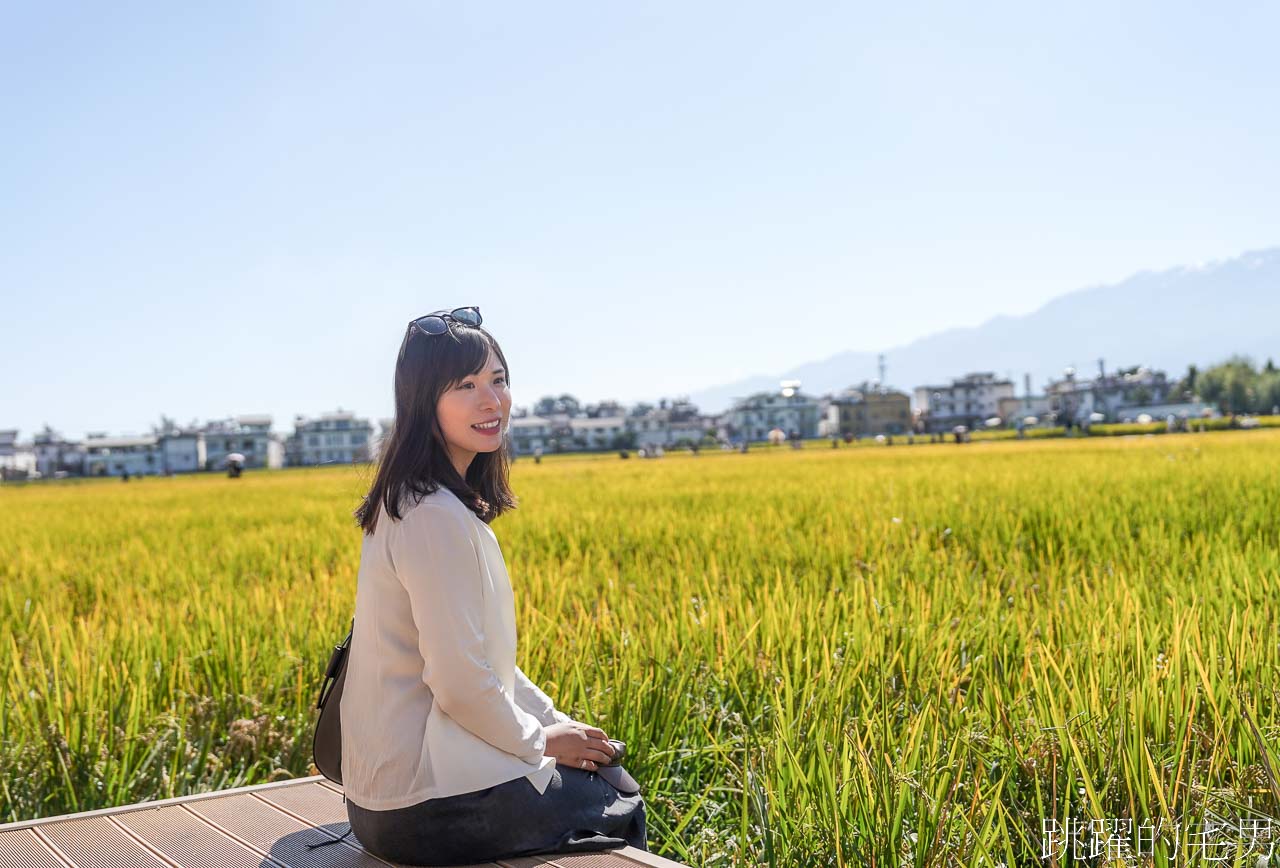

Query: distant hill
[[688, 247, 1280, 413]]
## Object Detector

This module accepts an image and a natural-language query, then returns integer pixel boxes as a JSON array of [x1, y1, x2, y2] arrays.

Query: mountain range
[[686, 247, 1280, 414]]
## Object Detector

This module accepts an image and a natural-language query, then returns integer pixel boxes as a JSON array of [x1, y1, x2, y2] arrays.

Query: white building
[[625, 399, 710, 449], [289, 409, 375, 466], [1046, 365, 1175, 424], [568, 415, 629, 451], [202, 415, 284, 470], [82, 434, 163, 477], [0, 430, 38, 481], [509, 415, 554, 454], [160, 431, 207, 474], [73, 428, 213, 477], [31, 426, 84, 478], [914, 372, 1016, 432], [667, 415, 713, 446], [724, 384, 823, 442]]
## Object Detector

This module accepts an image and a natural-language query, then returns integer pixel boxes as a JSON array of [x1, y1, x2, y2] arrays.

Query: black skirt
[[345, 766, 648, 866]]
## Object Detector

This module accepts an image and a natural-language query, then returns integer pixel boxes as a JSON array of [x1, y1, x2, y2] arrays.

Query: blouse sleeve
[[390, 502, 547, 764], [514, 663, 574, 726]]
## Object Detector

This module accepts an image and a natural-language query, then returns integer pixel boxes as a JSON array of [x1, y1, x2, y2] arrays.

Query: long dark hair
[[354, 320, 518, 535]]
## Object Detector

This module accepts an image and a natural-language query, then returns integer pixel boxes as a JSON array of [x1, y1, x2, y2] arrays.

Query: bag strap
[[315, 617, 354, 710]]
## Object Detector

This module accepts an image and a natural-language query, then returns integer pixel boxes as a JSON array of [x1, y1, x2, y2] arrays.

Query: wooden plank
[[503, 856, 648, 868], [0, 829, 72, 868], [243, 781, 352, 832], [595, 850, 691, 868], [184, 792, 384, 867], [112, 803, 278, 868], [0, 777, 685, 868], [29, 815, 171, 868], [502, 852, 689, 868], [0, 777, 329, 833]]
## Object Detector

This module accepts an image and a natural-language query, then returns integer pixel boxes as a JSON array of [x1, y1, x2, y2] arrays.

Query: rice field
[[3, 430, 1279, 866]]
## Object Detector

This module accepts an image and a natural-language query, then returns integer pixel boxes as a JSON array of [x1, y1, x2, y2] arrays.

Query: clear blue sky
[[4, 1, 1278, 439]]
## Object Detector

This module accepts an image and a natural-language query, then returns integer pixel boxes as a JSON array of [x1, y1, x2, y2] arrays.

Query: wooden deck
[[0, 775, 686, 868]]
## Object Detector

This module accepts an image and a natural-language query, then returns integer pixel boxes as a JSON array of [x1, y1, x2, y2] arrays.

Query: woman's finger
[[586, 748, 614, 765], [583, 726, 607, 739], [588, 737, 616, 757]]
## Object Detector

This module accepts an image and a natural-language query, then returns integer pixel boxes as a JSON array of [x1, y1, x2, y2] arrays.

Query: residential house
[[626, 398, 708, 448], [997, 395, 1054, 425], [31, 425, 84, 477], [568, 415, 629, 451], [509, 414, 554, 454], [0, 429, 38, 481], [667, 414, 713, 446], [914, 372, 1016, 432], [82, 434, 163, 477], [160, 430, 207, 474], [724, 384, 823, 442], [1046, 365, 1175, 424], [288, 409, 375, 466], [826, 383, 912, 437], [202, 415, 284, 470]]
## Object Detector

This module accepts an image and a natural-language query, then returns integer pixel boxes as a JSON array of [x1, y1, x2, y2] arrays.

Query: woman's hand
[[543, 720, 617, 772]]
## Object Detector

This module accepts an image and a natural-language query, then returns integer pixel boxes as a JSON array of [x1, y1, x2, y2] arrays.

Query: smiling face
[[435, 345, 511, 479]]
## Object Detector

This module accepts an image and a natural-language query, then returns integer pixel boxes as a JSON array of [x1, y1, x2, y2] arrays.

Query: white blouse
[[340, 484, 571, 811]]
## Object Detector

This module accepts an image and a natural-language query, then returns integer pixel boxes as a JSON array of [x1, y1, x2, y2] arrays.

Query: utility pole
[[1063, 366, 1077, 431], [877, 354, 886, 394], [1096, 358, 1106, 420]]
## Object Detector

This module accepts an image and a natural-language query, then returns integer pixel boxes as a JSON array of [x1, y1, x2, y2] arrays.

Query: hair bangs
[[436, 326, 498, 388]]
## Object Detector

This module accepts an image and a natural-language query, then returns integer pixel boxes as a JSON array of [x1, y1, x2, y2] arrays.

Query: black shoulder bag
[[304, 617, 357, 850], [311, 617, 353, 786]]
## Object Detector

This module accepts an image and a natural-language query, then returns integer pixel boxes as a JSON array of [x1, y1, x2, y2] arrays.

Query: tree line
[[1176, 356, 1280, 415]]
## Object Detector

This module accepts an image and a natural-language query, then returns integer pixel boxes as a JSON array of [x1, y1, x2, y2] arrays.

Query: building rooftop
[[83, 436, 158, 449], [509, 415, 553, 427], [569, 416, 628, 428]]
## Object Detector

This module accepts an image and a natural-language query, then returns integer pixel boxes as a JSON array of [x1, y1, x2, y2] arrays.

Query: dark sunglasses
[[408, 306, 482, 336]]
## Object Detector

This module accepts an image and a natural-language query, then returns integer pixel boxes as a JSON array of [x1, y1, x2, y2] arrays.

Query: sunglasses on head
[[408, 306, 482, 336]]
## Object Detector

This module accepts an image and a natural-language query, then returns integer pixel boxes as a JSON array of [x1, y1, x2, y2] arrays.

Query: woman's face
[[435, 345, 511, 475]]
